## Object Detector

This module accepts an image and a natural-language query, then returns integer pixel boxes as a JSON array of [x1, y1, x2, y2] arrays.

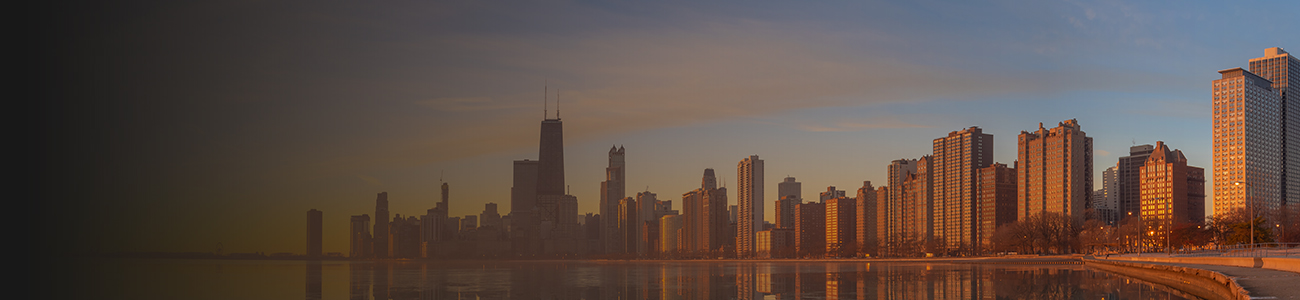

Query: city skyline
[[42, 1, 1300, 255]]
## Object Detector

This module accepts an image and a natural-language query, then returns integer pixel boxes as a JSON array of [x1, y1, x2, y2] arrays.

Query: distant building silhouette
[[307, 209, 322, 258], [390, 215, 421, 258], [778, 176, 801, 202], [1094, 165, 1120, 225], [600, 146, 626, 254], [1118, 144, 1155, 221], [373, 192, 390, 259], [855, 181, 875, 257], [349, 214, 371, 258], [481, 203, 502, 230], [510, 159, 539, 255], [736, 155, 764, 257]]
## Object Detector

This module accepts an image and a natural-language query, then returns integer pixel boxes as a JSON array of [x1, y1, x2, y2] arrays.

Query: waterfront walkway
[[1096, 256, 1300, 300]]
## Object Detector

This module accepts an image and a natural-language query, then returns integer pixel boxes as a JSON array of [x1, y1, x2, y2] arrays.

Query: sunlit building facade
[[737, 155, 764, 257], [1017, 119, 1093, 222], [1140, 141, 1205, 228], [1212, 67, 1282, 216], [931, 126, 994, 254]]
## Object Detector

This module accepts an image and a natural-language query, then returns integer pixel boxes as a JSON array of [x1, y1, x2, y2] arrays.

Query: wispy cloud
[[797, 118, 932, 132]]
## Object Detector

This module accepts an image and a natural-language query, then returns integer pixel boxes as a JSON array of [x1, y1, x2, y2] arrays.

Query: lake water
[[82, 259, 1194, 299]]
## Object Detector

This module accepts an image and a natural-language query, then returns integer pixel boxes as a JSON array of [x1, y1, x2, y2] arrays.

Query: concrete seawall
[[1083, 258, 1249, 300], [1105, 256, 1300, 274]]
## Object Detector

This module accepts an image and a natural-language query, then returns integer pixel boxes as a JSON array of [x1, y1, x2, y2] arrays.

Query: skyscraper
[[1095, 165, 1120, 225], [1212, 67, 1282, 216], [737, 155, 764, 257], [307, 209, 322, 258], [855, 181, 876, 257], [775, 195, 797, 230], [880, 159, 918, 255], [825, 196, 856, 258], [931, 127, 994, 254], [600, 146, 626, 254], [778, 176, 801, 202], [1248, 47, 1299, 209], [481, 203, 502, 229], [373, 192, 389, 259], [1017, 119, 1093, 222], [510, 159, 539, 255], [1118, 144, 1155, 220], [537, 118, 565, 197], [349, 214, 371, 258], [794, 201, 825, 258], [976, 163, 1016, 253]]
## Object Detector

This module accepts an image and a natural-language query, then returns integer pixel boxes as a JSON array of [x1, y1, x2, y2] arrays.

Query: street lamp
[[1233, 181, 1254, 247]]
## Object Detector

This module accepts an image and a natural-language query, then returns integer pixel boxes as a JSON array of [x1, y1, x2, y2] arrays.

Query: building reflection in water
[[333, 260, 1192, 300], [306, 261, 322, 300]]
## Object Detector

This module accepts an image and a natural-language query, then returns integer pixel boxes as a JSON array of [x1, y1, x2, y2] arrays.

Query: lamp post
[[1233, 181, 1254, 247]]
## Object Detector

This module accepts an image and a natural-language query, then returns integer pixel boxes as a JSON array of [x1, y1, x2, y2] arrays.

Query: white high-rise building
[[737, 155, 764, 257]]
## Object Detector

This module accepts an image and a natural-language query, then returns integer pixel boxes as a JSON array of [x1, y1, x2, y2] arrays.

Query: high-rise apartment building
[[737, 155, 764, 257], [1248, 47, 1299, 209], [794, 201, 825, 258], [1140, 141, 1206, 229], [349, 214, 371, 258], [635, 191, 658, 255], [681, 169, 728, 254], [778, 176, 801, 202], [600, 146, 626, 254], [855, 181, 876, 257], [931, 127, 994, 254], [373, 192, 390, 259], [1095, 165, 1120, 225], [1017, 119, 1093, 222], [825, 196, 856, 258], [1118, 144, 1155, 220], [702, 186, 729, 253], [307, 209, 322, 258], [879, 159, 918, 256], [661, 215, 682, 254], [976, 163, 1016, 253], [776, 195, 797, 230], [619, 197, 638, 254], [1213, 67, 1282, 216]]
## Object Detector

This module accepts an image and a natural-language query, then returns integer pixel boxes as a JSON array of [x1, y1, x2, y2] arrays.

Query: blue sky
[[49, 0, 1299, 254]]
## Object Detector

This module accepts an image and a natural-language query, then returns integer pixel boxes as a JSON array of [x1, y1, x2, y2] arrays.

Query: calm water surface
[[89, 259, 1195, 299]]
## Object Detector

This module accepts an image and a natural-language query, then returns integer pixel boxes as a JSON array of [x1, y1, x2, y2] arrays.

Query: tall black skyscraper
[[373, 192, 389, 259], [537, 117, 566, 196]]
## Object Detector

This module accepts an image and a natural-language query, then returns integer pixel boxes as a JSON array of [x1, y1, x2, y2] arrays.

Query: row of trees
[[987, 206, 1300, 255]]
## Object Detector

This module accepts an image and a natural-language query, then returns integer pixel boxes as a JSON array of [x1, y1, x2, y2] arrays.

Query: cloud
[[1096, 149, 1111, 156], [797, 118, 932, 132]]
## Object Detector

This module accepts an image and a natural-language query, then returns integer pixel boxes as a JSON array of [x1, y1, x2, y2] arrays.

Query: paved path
[[1108, 259, 1300, 300]]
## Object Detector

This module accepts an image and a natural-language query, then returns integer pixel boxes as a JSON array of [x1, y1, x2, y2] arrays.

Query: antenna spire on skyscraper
[[544, 82, 548, 119], [557, 89, 561, 119]]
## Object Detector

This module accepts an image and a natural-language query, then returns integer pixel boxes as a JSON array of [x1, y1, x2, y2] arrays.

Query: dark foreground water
[[85, 259, 1194, 300]]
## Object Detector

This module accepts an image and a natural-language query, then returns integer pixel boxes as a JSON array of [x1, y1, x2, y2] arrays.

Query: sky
[[38, 0, 1300, 255]]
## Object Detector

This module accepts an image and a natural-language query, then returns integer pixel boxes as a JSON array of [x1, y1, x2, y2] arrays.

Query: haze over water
[[81, 259, 1193, 300]]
